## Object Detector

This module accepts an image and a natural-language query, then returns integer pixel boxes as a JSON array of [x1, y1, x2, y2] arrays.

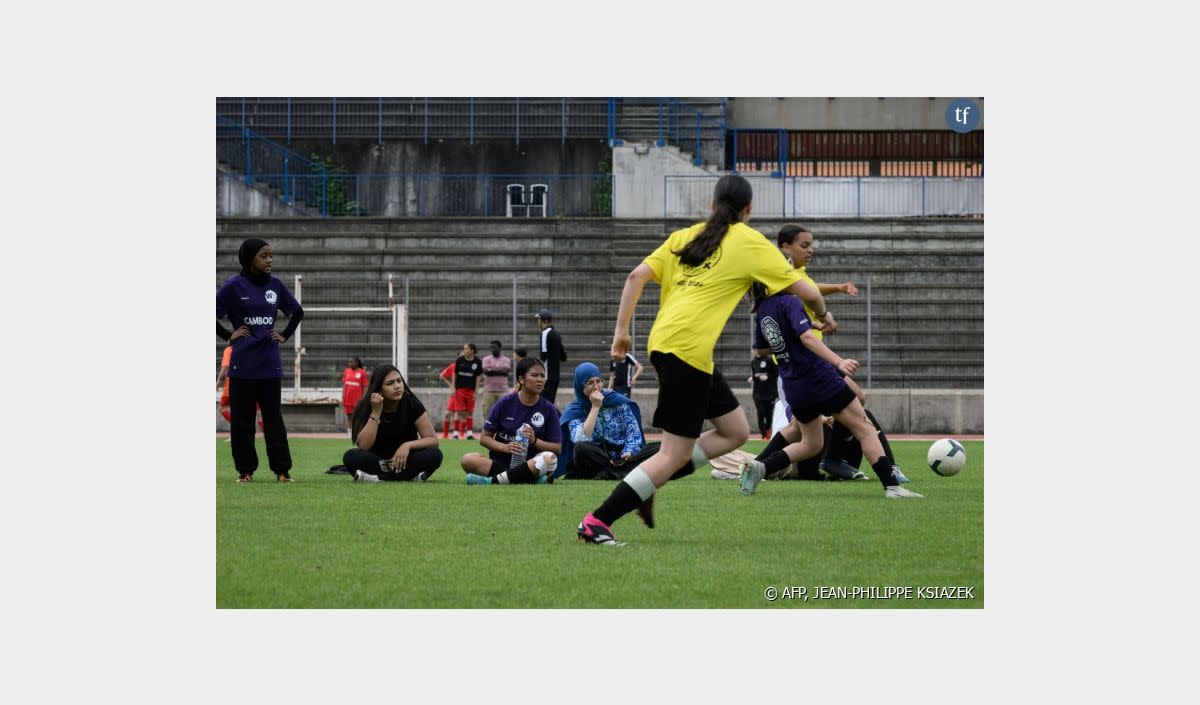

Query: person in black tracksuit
[[342, 365, 443, 482], [535, 308, 567, 407], [748, 351, 778, 440]]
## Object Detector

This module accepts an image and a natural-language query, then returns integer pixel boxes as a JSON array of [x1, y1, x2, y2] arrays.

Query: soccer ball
[[927, 438, 966, 477]]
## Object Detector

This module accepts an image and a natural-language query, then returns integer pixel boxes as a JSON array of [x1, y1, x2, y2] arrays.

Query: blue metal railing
[[220, 97, 727, 162], [220, 98, 612, 145], [660, 98, 725, 166], [219, 171, 616, 218], [217, 114, 327, 209]]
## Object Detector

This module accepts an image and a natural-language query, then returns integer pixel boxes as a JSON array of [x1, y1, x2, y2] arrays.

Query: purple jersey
[[752, 293, 846, 404], [216, 274, 301, 379], [483, 392, 562, 465]]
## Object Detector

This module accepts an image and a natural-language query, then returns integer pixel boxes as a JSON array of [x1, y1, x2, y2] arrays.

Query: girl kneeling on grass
[[740, 283, 923, 499], [343, 365, 442, 483], [460, 357, 561, 485]]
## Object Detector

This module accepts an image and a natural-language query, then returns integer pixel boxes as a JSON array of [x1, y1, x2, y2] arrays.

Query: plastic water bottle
[[509, 423, 531, 469]]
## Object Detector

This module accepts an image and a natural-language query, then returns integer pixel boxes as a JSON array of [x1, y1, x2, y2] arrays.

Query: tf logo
[[681, 246, 722, 278], [265, 289, 278, 304]]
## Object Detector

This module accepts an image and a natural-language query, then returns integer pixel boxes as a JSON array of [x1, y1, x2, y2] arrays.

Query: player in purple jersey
[[741, 282, 923, 499], [216, 238, 305, 483], [774, 223, 908, 484], [459, 357, 562, 484]]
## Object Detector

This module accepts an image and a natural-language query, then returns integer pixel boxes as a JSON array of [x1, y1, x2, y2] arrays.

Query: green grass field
[[216, 438, 983, 608]]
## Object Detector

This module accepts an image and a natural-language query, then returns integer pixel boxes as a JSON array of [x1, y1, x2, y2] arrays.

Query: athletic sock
[[465, 418, 474, 434], [864, 408, 895, 464], [755, 432, 791, 461], [870, 456, 899, 488], [442, 420, 451, 436], [594, 468, 655, 526], [762, 450, 793, 476], [668, 461, 695, 481], [495, 464, 536, 485]]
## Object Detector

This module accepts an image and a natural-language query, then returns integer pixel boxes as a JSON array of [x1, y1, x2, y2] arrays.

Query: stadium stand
[[216, 217, 982, 392]]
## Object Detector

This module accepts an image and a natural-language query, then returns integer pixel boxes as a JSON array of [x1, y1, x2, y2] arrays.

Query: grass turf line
[[217, 438, 983, 608]]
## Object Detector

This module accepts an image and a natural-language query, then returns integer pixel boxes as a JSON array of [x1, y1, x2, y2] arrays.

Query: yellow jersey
[[796, 266, 823, 341], [644, 221, 801, 373]]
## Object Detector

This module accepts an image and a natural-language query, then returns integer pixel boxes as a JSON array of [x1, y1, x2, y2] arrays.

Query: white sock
[[624, 467, 657, 501], [533, 452, 558, 477], [494, 472, 510, 485], [691, 443, 710, 470]]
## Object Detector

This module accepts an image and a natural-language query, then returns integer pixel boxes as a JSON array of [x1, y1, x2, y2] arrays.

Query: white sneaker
[[711, 468, 740, 480], [451, 431, 460, 439], [354, 470, 381, 484], [414, 472, 428, 482], [885, 485, 923, 499], [465, 432, 475, 440]]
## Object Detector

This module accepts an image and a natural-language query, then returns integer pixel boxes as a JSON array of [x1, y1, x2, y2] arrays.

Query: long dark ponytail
[[673, 174, 753, 266]]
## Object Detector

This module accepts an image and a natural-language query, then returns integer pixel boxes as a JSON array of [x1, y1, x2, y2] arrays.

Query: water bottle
[[509, 423, 531, 469]]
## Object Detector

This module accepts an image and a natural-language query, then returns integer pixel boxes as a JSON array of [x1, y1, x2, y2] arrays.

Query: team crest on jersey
[[761, 316, 785, 353], [265, 290, 278, 304], [531, 412, 545, 427], [680, 246, 722, 278]]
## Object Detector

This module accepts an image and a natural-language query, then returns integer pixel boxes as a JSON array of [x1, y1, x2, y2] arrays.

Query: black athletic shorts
[[790, 383, 857, 424], [650, 351, 741, 438]]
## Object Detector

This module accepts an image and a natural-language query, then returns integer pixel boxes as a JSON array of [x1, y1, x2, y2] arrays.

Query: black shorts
[[791, 384, 857, 424], [650, 352, 741, 439]]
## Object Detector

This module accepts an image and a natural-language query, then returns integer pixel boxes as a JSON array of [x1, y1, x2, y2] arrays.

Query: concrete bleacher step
[[218, 217, 983, 389]]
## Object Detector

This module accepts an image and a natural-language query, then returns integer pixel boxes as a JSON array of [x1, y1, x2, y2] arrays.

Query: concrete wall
[[219, 387, 983, 435], [285, 139, 610, 178], [216, 170, 318, 217], [613, 144, 716, 218], [727, 97, 985, 131]]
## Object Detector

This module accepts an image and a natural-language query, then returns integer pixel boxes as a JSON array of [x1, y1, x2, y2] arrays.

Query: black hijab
[[238, 238, 271, 286]]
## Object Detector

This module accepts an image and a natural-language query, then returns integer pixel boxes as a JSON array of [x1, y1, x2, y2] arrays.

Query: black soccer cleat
[[634, 493, 656, 529]]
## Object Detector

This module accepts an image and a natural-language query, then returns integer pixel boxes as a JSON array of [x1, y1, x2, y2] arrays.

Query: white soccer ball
[[927, 438, 966, 477]]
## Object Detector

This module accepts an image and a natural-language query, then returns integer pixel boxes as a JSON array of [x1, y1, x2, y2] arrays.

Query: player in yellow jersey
[[576, 175, 837, 546]]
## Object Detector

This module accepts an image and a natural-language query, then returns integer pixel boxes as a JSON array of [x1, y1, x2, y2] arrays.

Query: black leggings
[[566, 442, 661, 480], [229, 376, 291, 476], [753, 398, 776, 437], [342, 447, 443, 481], [792, 407, 894, 479]]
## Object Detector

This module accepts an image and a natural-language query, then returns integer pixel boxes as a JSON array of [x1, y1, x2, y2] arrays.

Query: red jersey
[[219, 346, 233, 406], [342, 367, 368, 410]]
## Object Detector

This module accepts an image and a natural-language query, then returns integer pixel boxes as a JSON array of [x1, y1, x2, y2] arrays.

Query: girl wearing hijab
[[216, 238, 305, 483], [559, 362, 659, 480]]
